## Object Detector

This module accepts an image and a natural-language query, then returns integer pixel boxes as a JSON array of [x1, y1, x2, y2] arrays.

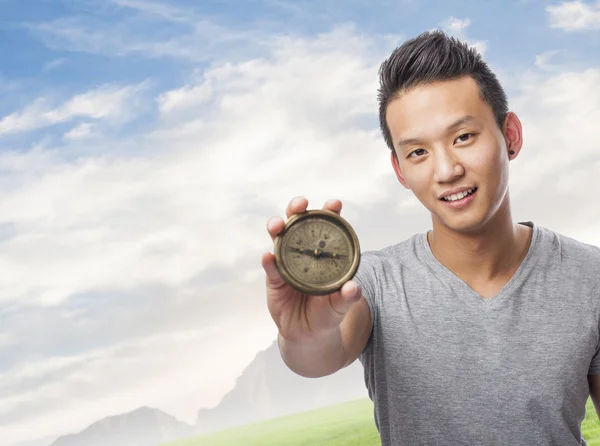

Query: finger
[[261, 252, 285, 289], [286, 196, 308, 219], [323, 199, 342, 215], [267, 216, 285, 241], [329, 280, 361, 315]]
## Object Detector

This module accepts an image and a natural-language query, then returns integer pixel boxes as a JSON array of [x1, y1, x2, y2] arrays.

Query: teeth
[[443, 188, 475, 202]]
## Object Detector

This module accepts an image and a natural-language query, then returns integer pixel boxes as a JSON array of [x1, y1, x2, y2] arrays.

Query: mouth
[[439, 187, 478, 209], [440, 187, 478, 202]]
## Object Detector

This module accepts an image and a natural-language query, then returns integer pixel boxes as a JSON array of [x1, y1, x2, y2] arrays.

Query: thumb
[[329, 280, 362, 316]]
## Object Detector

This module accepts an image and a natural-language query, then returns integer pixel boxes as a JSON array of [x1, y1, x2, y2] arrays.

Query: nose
[[432, 149, 464, 183]]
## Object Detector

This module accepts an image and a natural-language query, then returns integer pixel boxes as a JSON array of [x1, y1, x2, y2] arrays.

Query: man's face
[[386, 75, 517, 234]]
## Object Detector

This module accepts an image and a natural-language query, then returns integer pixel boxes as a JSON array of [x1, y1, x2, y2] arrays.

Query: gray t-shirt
[[354, 222, 600, 445]]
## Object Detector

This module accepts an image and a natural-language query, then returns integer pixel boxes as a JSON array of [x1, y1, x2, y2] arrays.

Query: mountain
[[195, 339, 369, 434], [34, 339, 369, 445], [48, 406, 193, 446]]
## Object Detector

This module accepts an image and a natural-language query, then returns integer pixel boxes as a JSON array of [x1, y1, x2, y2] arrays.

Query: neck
[[427, 196, 531, 282]]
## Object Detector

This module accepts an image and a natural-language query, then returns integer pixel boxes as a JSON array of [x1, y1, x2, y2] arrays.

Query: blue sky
[[0, 1, 599, 445], [0, 0, 598, 153], [0, 0, 597, 138]]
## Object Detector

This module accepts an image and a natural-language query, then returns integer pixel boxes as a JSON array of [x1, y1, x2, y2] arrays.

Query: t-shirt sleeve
[[352, 251, 380, 359], [590, 350, 600, 375], [589, 289, 600, 375]]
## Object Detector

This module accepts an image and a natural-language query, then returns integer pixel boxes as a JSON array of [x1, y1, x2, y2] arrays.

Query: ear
[[390, 151, 410, 189], [503, 112, 523, 159]]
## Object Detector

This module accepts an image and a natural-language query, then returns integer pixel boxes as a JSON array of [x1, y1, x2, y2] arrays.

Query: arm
[[278, 295, 372, 378], [588, 374, 600, 417]]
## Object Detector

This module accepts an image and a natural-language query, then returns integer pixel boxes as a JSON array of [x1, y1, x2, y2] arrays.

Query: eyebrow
[[396, 115, 477, 149]]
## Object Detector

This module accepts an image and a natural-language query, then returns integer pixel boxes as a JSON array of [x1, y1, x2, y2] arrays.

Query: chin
[[432, 210, 491, 235]]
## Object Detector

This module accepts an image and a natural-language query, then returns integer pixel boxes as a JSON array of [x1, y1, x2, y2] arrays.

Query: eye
[[455, 133, 474, 143], [408, 148, 427, 158]]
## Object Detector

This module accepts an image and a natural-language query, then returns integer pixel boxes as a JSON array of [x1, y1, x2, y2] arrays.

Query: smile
[[441, 187, 477, 202]]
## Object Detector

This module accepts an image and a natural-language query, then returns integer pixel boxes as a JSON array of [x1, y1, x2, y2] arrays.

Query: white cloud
[[156, 80, 212, 114], [262, 0, 306, 16], [573, 223, 600, 247], [63, 122, 95, 141], [535, 50, 564, 71], [439, 16, 487, 56], [0, 26, 393, 309], [0, 333, 12, 347], [41, 58, 66, 73], [505, 67, 600, 233], [443, 16, 471, 33], [547, 0, 600, 31], [27, 15, 259, 62], [108, 0, 194, 23], [0, 84, 146, 135]]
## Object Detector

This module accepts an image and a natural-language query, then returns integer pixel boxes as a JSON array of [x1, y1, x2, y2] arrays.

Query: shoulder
[[536, 224, 600, 267], [358, 232, 423, 269], [354, 232, 429, 290], [353, 234, 424, 323], [533, 225, 600, 291]]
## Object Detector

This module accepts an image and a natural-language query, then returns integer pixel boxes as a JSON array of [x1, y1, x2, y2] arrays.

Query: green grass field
[[584, 398, 600, 446], [163, 399, 379, 446], [164, 397, 600, 446]]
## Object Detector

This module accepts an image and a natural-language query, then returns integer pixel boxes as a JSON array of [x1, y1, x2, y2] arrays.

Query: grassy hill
[[164, 397, 600, 446], [162, 398, 379, 446], [585, 397, 600, 446]]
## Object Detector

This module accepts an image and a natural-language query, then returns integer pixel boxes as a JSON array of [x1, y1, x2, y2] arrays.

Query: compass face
[[274, 210, 360, 295]]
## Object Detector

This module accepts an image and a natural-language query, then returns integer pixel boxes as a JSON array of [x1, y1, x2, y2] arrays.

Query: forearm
[[277, 329, 348, 378]]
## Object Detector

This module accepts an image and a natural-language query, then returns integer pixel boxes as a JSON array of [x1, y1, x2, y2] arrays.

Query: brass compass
[[274, 209, 361, 295]]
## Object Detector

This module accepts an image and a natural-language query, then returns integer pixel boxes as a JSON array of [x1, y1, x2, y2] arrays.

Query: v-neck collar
[[418, 222, 540, 305]]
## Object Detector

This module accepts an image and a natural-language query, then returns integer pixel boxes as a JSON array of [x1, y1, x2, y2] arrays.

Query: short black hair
[[378, 30, 508, 159]]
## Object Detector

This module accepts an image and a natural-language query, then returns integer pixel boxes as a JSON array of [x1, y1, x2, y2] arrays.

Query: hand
[[261, 196, 362, 343]]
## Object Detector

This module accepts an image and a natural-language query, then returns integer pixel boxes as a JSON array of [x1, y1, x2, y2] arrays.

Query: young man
[[262, 30, 600, 445]]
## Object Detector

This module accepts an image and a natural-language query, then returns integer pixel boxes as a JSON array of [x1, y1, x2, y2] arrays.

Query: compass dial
[[274, 209, 360, 295]]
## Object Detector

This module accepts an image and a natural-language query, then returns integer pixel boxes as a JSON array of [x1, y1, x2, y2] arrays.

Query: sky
[[0, 0, 599, 444]]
